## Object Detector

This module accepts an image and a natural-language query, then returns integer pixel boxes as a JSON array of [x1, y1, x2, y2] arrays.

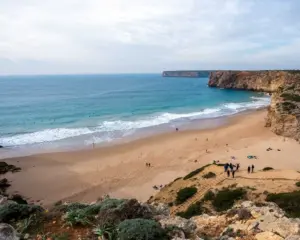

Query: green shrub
[[203, 190, 215, 201], [266, 191, 300, 217], [212, 188, 247, 212], [263, 167, 274, 171], [176, 201, 203, 219], [175, 187, 197, 205], [63, 198, 152, 227], [183, 164, 211, 180], [117, 218, 167, 240], [0, 203, 43, 223], [203, 172, 216, 179], [296, 182, 300, 187], [0, 162, 21, 174], [281, 93, 300, 102]]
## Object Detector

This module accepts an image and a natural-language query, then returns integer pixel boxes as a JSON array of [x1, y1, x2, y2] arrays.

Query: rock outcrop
[[208, 70, 300, 141]]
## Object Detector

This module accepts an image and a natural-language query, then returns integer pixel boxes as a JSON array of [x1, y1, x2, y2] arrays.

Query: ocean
[[0, 74, 270, 157]]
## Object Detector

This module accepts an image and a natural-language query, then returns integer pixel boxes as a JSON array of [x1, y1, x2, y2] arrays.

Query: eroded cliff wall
[[208, 70, 300, 141]]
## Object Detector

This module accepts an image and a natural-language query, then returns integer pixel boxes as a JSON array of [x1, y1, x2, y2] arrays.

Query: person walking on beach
[[227, 169, 230, 177], [236, 163, 240, 171], [229, 163, 233, 171], [251, 164, 254, 173], [232, 170, 235, 178], [247, 166, 251, 174]]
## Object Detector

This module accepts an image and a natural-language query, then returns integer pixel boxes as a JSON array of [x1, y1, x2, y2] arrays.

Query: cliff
[[162, 71, 210, 78], [208, 70, 300, 141]]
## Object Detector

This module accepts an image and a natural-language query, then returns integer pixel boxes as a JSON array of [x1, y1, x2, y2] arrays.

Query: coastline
[[4, 108, 300, 207]]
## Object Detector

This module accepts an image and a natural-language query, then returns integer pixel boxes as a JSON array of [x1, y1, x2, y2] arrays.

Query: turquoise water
[[0, 74, 269, 151]]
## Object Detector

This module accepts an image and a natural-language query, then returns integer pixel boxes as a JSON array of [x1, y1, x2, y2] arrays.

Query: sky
[[0, 0, 300, 75]]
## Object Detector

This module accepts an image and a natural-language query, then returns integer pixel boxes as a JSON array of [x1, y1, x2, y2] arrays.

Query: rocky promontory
[[208, 70, 300, 141], [162, 71, 210, 78]]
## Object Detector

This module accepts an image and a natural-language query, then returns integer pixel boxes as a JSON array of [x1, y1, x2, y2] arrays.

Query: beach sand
[[3, 109, 300, 206]]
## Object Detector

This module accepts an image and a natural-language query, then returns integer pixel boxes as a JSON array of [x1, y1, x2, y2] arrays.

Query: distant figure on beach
[[146, 163, 151, 167], [229, 163, 233, 171], [92, 142, 95, 149], [236, 163, 240, 171], [227, 169, 230, 177], [232, 170, 235, 178], [251, 164, 254, 173], [206, 149, 208, 153], [206, 138, 208, 141], [176, 128, 179, 132], [247, 166, 251, 174]]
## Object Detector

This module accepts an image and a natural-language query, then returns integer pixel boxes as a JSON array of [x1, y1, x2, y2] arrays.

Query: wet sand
[[3, 109, 300, 206]]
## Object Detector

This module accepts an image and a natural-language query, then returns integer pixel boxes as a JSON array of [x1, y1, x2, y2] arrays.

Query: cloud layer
[[0, 0, 300, 74]]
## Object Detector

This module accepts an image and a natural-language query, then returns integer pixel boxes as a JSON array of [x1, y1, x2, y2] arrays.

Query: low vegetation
[[183, 164, 211, 180], [212, 188, 247, 212], [281, 93, 300, 102], [175, 187, 197, 205], [266, 191, 300, 218], [176, 201, 203, 219], [202, 172, 216, 179], [263, 167, 274, 171], [203, 190, 215, 201], [296, 182, 300, 187], [117, 218, 168, 240]]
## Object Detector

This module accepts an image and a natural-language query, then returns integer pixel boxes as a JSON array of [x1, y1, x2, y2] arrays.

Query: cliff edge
[[208, 70, 300, 141]]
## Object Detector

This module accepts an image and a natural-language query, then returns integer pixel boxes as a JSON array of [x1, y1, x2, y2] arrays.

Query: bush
[[117, 218, 167, 240], [175, 187, 197, 205], [296, 182, 300, 187], [203, 172, 216, 179], [263, 167, 274, 171], [176, 201, 203, 219], [63, 198, 152, 227], [0, 203, 43, 223], [0, 162, 21, 174], [212, 188, 247, 212], [203, 190, 215, 201], [281, 93, 300, 102], [183, 164, 211, 180], [266, 191, 300, 218]]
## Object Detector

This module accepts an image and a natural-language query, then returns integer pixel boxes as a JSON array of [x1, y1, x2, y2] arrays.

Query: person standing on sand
[[227, 169, 230, 177], [224, 163, 229, 172], [236, 163, 240, 171], [251, 164, 254, 173], [248, 166, 251, 174], [232, 170, 235, 178]]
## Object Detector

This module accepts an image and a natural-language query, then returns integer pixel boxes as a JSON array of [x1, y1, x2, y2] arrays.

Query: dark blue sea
[[0, 74, 270, 157]]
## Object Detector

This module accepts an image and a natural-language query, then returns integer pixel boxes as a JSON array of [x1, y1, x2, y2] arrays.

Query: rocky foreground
[[2, 162, 300, 240], [208, 70, 300, 142]]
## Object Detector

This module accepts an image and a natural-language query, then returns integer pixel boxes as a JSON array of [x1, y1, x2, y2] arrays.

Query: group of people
[[248, 165, 255, 173], [223, 162, 255, 178], [145, 162, 151, 167], [224, 163, 240, 178]]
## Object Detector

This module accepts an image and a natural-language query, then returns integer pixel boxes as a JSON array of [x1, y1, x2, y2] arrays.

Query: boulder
[[160, 216, 196, 235], [255, 231, 284, 240], [0, 223, 19, 240], [0, 146, 3, 149], [151, 203, 170, 216]]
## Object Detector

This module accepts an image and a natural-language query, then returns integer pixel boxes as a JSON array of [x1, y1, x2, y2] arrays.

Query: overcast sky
[[0, 0, 300, 75]]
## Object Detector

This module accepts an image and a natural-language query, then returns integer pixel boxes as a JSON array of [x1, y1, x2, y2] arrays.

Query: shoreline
[[0, 107, 267, 160], [4, 109, 300, 207]]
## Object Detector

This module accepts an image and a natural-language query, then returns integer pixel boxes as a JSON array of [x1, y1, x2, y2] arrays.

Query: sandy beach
[[3, 109, 300, 206]]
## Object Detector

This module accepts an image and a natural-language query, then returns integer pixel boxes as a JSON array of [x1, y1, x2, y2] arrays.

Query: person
[[229, 163, 233, 171], [232, 170, 235, 178], [236, 163, 240, 171], [251, 164, 254, 173], [224, 163, 229, 172], [227, 169, 230, 177], [176, 128, 179, 132], [247, 166, 251, 174]]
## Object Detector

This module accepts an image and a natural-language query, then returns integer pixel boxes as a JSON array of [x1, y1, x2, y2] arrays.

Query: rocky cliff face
[[208, 70, 300, 141]]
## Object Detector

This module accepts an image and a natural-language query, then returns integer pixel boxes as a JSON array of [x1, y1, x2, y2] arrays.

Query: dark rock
[[0, 146, 3, 149], [0, 162, 21, 175]]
